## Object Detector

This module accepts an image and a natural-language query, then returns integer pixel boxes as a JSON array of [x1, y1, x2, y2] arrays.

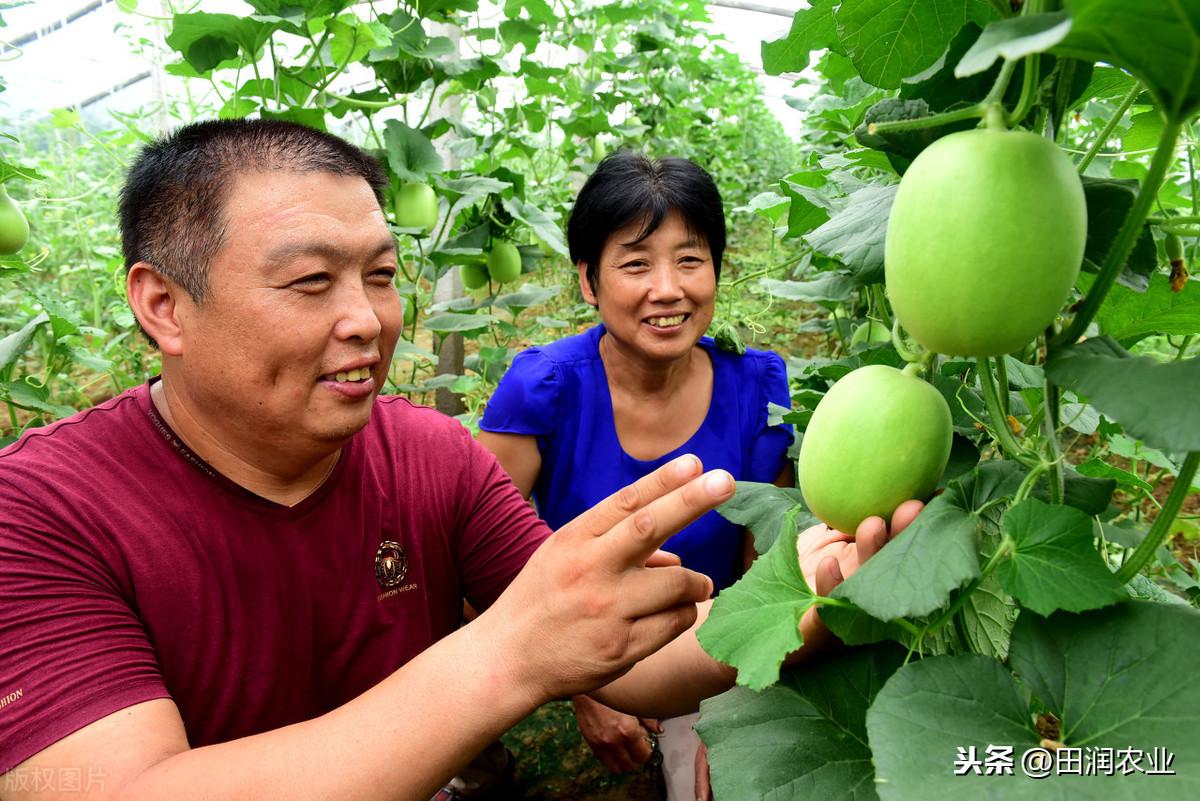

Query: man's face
[[171, 170, 402, 456]]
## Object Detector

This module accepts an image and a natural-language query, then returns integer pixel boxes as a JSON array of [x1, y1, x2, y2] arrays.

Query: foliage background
[[2, 0, 1200, 798]]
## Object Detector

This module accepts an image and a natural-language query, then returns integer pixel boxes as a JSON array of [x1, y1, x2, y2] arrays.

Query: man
[[0, 120, 918, 801]]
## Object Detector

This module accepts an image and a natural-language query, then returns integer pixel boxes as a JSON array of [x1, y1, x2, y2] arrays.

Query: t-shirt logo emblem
[[375, 541, 408, 589]]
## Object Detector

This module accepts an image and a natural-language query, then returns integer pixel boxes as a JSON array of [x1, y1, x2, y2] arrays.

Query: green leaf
[[422, 312, 496, 334], [1123, 109, 1165, 152], [492, 283, 559, 315], [1045, 337, 1200, 451], [959, 570, 1016, 660], [1075, 457, 1154, 493], [499, 198, 567, 258], [382, 120, 444, 183], [954, 11, 1072, 77], [166, 13, 274, 72], [1079, 272, 1200, 344], [738, 191, 790, 225], [780, 172, 833, 237], [996, 498, 1127, 616], [869, 655, 1040, 799], [1080, 177, 1157, 289], [697, 514, 817, 690], [939, 434, 981, 489], [1010, 602, 1200, 789], [830, 461, 1026, 622], [1054, 0, 1200, 122], [870, 602, 1200, 797], [0, 313, 48, 371], [697, 644, 905, 801], [761, 0, 840, 76], [805, 184, 897, 283], [717, 481, 813, 554], [498, 19, 539, 52], [834, 0, 999, 90], [761, 273, 856, 305], [260, 107, 326, 131]]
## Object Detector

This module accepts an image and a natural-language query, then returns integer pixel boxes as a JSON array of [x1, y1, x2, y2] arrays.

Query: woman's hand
[[799, 500, 925, 596], [788, 500, 925, 664], [571, 694, 663, 773]]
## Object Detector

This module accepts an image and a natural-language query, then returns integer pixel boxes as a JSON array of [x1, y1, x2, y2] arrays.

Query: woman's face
[[579, 209, 717, 364]]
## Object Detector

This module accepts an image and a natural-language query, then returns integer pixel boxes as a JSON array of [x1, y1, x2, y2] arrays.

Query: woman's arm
[[476, 431, 541, 499]]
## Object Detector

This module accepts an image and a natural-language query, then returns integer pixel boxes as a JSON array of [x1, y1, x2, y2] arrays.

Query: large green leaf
[[761, 0, 840, 76], [834, 0, 999, 89], [870, 602, 1200, 798], [717, 481, 813, 554], [761, 273, 856, 305], [1010, 602, 1200, 794], [1080, 178, 1158, 290], [1045, 337, 1200, 451], [1079, 272, 1200, 344], [500, 197, 567, 258], [422, 312, 496, 334], [166, 13, 275, 72], [830, 461, 1026, 622], [955, 11, 1072, 77], [383, 120, 444, 182], [996, 499, 1126, 616], [869, 655, 1036, 800], [0, 313, 48, 372], [805, 184, 897, 283], [697, 645, 905, 801], [781, 172, 834, 237], [1055, 0, 1200, 122], [697, 513, 817, 690]]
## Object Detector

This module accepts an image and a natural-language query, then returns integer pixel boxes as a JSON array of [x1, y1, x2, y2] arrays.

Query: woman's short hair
[[567, 152, 726, 295]]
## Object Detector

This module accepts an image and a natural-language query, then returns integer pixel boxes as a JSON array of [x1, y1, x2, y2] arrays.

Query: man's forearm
[[119, 623, 538, 801]]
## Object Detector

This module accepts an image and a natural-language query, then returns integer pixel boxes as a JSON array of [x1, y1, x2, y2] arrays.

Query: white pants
[[660, 712, 702, 801]]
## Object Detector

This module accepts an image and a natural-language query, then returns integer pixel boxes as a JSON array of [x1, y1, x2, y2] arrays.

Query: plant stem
[[995, 355, 1010, 417], [867, 104, 985, 136], [1056, 117, 1184, 347], [870, 283, 893, 329], [1148, 214, 1200, 225], [986, 61, 1019, 112], [1006, 53, 1040, 127], [1115, 451, 1200, 583], [1158, 224, 1200, 237], [978, 356, 1037, 466], [1076, 82, 1142, 174], [1013, 461, 1049, 505], [1042, 375, 1064, 504]]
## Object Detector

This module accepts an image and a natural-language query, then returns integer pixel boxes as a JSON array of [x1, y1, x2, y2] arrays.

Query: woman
[[477, 152, 793, 800]]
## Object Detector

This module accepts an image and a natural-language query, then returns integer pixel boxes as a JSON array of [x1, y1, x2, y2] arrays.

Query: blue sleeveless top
[[479, 325, 793, 592]]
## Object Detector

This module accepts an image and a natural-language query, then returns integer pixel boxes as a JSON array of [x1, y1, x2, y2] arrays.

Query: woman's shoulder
[[517, 324, 604, 369], [702, 336, 786, 382]]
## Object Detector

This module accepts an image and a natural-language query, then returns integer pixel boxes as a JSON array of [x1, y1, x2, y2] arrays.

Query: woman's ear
[[127, 262, 186, 356], [577, 261, 598, 307]]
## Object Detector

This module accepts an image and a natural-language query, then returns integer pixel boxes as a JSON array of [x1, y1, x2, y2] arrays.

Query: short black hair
[[567, 152, 725, 296], [119, 118, 387, 301]]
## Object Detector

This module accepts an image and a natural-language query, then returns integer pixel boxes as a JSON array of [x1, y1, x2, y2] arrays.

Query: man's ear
[[127, 263, 186, 356], [577, 261, 598, 307]]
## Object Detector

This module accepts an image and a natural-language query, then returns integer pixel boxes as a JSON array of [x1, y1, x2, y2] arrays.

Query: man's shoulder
[[0, 384, 150, 474], [368, 394, 474, 449]]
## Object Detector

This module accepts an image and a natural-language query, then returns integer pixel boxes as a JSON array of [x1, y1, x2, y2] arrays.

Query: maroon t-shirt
[[0, 381, 551, 772]]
